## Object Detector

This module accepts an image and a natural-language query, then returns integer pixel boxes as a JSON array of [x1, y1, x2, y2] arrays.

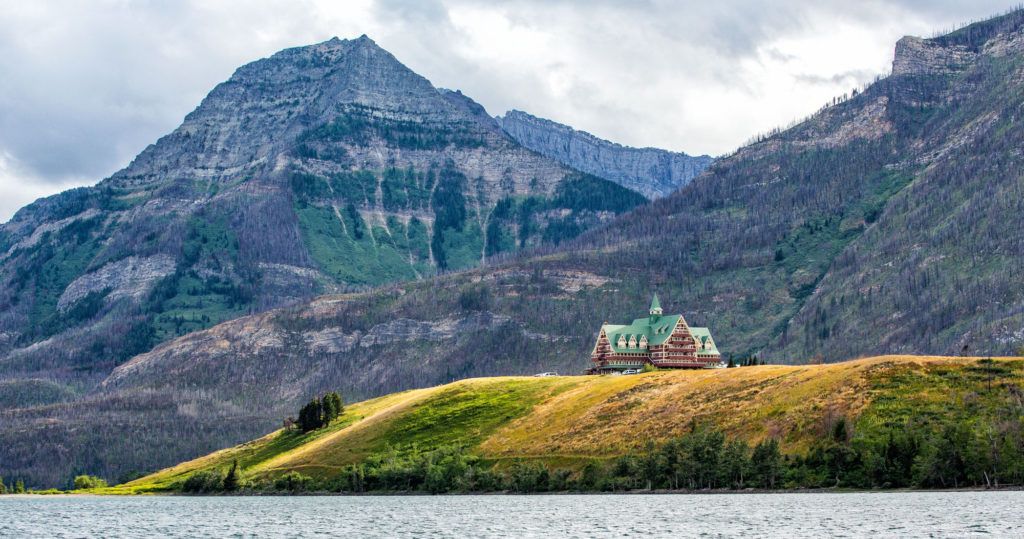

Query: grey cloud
[[793, 69, 880, 87], [0, 0, 1015, 222]]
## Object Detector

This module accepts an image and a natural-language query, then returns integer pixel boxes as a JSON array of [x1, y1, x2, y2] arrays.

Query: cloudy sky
[[0, 0, 1014, 222]]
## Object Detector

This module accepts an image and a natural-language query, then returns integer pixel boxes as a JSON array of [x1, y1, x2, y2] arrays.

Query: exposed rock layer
[[496, 110, 712, 199]]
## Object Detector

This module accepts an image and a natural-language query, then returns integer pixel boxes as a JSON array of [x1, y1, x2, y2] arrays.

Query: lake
[[2, 491, 1021, 538]]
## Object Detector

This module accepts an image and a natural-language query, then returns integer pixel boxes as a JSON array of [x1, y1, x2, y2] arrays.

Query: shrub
[[458, 285, 492, 312], [274, 472, 314, 492], [182, 470, 224, 493], [73, 475, 108, 490]]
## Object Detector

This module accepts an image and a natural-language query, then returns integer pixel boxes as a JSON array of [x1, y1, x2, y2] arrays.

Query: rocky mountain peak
[[111, 34, 483, 186]]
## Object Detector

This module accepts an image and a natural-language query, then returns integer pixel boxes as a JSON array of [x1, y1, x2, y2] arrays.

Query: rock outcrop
[[892, 36, 977, 76], [57, 255, 176, 311], [496, 110, 712, 199]]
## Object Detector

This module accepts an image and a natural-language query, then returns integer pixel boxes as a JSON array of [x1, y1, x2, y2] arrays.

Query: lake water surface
[[2, 491, 1022, 538]]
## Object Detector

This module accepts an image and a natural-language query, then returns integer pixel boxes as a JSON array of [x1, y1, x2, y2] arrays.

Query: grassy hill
[[107, 355, 1024, 493]]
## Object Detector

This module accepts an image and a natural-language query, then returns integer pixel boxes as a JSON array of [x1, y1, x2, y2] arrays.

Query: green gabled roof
[[690, 327, 719, 355], [600, 317, 721, 356], [601, 314, 682, 353], [649, 294, 662, 313]]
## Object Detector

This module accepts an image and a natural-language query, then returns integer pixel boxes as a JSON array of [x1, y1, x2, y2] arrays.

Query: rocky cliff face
[[495, 110, 712, 199], [892, 36, 977, 76], [892, 12, 1024, 77]]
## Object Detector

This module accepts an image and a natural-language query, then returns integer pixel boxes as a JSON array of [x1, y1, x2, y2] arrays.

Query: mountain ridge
[[496, 109, 713, 199]]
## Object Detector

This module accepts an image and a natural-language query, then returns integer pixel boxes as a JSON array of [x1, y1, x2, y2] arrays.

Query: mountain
[[0, 36, 647, 487], [8, 10, 1024, 489], [496, 109, 713, 199], [112, 356, 1024, 493], [0, 37, 643, 381]]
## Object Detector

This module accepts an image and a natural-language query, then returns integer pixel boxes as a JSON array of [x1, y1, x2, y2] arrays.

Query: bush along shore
[[167, 417, 1024, 495]]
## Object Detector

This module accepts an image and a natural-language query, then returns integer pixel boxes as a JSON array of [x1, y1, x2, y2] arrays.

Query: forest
[[161, 415, 1024, 494]]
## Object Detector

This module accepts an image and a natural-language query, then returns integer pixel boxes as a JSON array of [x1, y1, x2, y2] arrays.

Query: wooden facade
[[589, 295, 720, 372]]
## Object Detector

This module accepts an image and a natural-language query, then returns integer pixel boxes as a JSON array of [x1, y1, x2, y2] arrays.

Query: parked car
[[621, 369, 640, 375], [533, 372, 558, 377]]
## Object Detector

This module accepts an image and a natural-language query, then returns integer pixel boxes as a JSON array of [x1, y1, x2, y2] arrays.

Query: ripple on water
[[1, 492, 1023, 538]]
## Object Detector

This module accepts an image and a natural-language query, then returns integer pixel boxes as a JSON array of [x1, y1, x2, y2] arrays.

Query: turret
[[649, 293, 662, 321]]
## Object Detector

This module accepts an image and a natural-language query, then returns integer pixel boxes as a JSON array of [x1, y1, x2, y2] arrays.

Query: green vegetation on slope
[[297, 105, 487, 151], [294, 204, 426, 285], [290, 161, 648, 282], [105, 356, 1024, 494], [146, 215, 253, 340], [9, 215, 107, 343]]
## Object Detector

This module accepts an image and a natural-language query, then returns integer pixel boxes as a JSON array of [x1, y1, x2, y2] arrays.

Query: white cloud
[[0, 0, 1014, 222]]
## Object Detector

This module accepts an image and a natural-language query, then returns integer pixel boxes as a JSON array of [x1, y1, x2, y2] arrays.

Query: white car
[[621, 369, 640, 375], [533, 372, 558, 377]]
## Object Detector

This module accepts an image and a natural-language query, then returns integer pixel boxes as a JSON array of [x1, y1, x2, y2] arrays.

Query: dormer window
[[617, 335, 627, 348], [639, 336, 648, 348], [628, 335, 637, 349]]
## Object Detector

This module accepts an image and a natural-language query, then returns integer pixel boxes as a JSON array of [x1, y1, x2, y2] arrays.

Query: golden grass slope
[[114, 355, 1022, 493]]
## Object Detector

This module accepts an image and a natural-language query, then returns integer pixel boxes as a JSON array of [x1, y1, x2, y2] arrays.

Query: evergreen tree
[[313, 398, 322, 429], [913, 421, 979, 488], [322, 392, 344, 424], [223, 459, 240, 491], [14, 480, 25, 494], [295, 392, 345, 432], [298, 400, 312, 432], [720, 439, 751, 488], [751, 439, 783, 489], [297, 399, 320, 432], [0, 476, 6, 495]]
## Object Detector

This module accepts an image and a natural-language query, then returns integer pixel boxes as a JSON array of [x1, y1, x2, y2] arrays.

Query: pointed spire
[[649, 293, 663, 316]]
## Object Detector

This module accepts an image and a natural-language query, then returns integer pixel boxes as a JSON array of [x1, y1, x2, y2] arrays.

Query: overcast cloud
[[0, 0, 1014, 221]]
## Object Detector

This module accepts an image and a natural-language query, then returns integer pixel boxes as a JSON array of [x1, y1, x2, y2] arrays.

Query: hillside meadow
[[93, 355, 1024, 494]]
